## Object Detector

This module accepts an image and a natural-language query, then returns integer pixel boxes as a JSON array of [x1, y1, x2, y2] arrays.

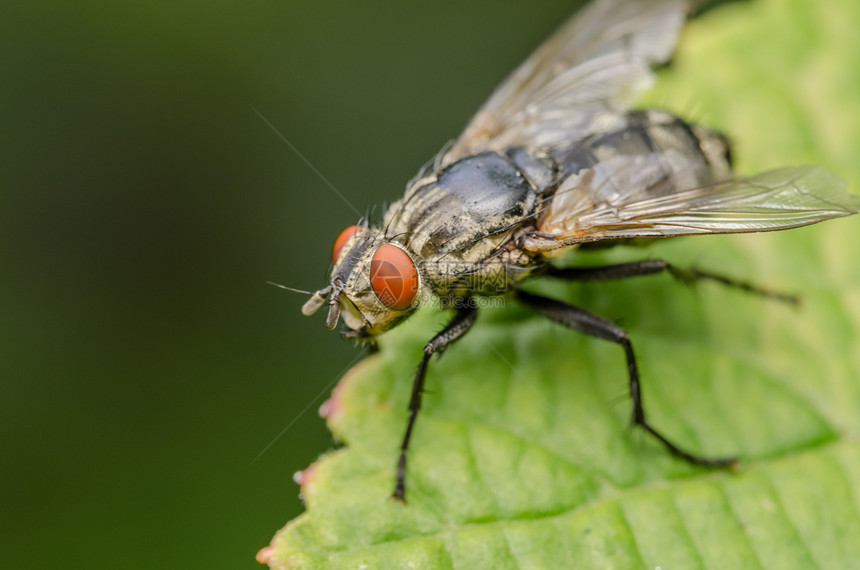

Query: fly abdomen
[[553, 109, 732, 200]]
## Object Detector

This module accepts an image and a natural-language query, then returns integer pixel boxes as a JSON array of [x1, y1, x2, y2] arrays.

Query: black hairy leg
[[391, 303, 478, 502], [516, 289, 738, 469], [545, 259, 799, 305]]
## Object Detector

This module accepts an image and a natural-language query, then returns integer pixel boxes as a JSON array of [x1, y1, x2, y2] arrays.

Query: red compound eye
[[370, 244, 419, 310], [332, 225, 362, 263]]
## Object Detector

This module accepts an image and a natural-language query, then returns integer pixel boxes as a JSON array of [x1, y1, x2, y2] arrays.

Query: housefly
[[299, 0, 860, 502]]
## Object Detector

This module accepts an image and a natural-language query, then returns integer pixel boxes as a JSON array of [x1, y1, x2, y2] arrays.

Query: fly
[[298, 0, 860, 502]]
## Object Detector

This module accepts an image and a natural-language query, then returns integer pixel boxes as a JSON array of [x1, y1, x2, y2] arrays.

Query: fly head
[[302, 225, 423, 336]]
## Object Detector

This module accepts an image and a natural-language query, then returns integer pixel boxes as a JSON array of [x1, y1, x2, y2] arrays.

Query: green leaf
[[262, 0, 860, 567]]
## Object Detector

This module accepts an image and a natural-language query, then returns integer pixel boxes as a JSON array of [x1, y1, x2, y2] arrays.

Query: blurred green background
[[0, 1, 588, 568]]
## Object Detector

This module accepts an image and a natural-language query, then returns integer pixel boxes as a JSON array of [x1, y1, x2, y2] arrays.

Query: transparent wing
[[443, 0, 688, 164], [524, 165, 859, 250]]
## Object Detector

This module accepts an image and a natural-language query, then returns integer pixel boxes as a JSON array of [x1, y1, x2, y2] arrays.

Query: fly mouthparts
[[302, 284, 342, 330], [325, 299, 341, 330], [301, 285, 332, 316]]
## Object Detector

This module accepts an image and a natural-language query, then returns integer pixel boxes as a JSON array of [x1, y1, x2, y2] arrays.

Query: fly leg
[[391, 303, 479, 502], [516, 289, 737, 468], [546, 260, 799, 305]]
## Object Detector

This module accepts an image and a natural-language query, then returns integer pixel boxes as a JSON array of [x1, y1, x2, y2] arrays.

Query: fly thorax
[[393, 151, 541, 295]]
